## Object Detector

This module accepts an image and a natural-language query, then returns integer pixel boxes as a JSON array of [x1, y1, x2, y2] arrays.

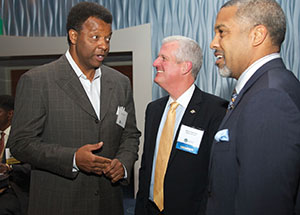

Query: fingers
[[75, 142, 111, 175], [104, 159, 125, 183], [75, 143, 124, 182], [90, 156, 112, 175], [87, 142, 104, 151]]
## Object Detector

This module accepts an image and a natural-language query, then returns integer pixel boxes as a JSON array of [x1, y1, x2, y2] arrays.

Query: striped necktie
[[227, 89, 238, 110]]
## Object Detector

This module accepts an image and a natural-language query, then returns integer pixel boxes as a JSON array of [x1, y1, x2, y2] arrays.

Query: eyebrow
[[214, 24, 226, 31], [158, 54, 168, 60]]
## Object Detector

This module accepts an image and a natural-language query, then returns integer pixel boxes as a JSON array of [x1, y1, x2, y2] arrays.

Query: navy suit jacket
[[207, 58, 300, 215], [135, 86, 228, 215]]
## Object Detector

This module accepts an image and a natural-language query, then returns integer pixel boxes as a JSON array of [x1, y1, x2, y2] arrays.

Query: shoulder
[[195, 87, 228, 109], [22, 55, 66, 79], [101, 65, 130, 83], [146, 96, 168, 112]]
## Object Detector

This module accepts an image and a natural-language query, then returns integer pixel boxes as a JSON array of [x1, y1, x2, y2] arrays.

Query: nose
[[153, 57, 160, 67], [210, 35, 219, 50], [98, 37, 109, 51]]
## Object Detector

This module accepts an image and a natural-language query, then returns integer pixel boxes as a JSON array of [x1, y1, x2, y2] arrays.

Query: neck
[[169, 83, 193, 100], [84, 70, 96, 82], [0, 124, 9, 132]]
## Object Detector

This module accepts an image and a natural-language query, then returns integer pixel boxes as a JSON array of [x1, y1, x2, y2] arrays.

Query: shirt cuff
[[72, 153, 79, 172], [123, 164, 127, 179]]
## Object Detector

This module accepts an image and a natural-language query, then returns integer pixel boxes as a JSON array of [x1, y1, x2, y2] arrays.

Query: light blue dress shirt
[[149, 84, 195, 201]]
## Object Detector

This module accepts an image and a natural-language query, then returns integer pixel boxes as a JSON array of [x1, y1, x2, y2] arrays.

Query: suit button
[[94, 190, 100, 196], [95, 119, 99, 124]]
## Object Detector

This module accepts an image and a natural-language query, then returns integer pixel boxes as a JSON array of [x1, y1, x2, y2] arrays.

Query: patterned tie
[[0, 132, 5, 159], [153, 101, 179, 212], [227, 89, 238, 110]]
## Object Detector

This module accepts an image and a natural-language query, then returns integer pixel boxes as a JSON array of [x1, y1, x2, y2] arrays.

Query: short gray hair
[[222, 0, 286, 47], [162, 35, 203, 79]]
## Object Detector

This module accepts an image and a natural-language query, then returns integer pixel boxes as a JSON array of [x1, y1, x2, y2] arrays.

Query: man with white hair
[[135, 35, 228, 215]]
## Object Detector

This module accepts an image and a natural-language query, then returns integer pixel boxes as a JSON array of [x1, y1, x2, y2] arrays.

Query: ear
[[68, 29, 78, 45], [251, 24, 268, 47], [7, 110, 13, 121], [181, 61, 193, 75]]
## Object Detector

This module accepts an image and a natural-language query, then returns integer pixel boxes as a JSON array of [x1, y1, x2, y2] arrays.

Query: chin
[[218, 65, 232, 77]]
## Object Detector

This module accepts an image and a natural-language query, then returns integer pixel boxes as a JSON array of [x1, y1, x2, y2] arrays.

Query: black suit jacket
[[135, 86, 228, 215], [206, 58, 300, 215]]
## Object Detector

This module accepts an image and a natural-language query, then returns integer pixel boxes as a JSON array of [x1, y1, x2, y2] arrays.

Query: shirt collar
[[1, 126, 11, 136], [65, 50, 101, 80], [235, 53, 280, 93], [168, 84, 195, 108]]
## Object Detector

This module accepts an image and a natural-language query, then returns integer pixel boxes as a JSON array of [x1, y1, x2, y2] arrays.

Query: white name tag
[[176, 124, 204, 154], [116, 106, 128, 128]]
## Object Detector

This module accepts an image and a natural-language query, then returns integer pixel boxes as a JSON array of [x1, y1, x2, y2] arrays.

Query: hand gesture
[[103, 159, 125, 183], [75, 142, 111, 175]]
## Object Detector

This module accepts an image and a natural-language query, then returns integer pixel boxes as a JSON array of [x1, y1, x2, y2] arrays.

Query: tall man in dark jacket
[[207, 1, 300, 214], [8, 2, 140, 215]]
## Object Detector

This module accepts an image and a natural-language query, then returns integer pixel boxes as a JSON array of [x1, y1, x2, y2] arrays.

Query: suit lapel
[[148, 98, 168, 168], [99, 66, 115, 122], [168, 87, 203, 165], [55, 56, 98, 119]]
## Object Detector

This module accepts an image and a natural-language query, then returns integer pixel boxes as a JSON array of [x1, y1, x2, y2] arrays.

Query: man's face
[[210, 6, 252, 79], [0, 108, 12, 131], [153, 41, 185, 91], [70, 17, 112, 73]]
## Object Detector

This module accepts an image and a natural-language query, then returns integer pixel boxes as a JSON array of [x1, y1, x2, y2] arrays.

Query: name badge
[[116, 106, 128, 128], [176, 124, 204, 154]]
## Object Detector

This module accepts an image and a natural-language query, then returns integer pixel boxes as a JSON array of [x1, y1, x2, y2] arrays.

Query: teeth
[[157, 70, 164, 73], [216, 55, 223, 60]]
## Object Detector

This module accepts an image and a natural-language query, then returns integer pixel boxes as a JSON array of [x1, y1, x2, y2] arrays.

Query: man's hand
[[103, 159, 125, 183], [75, 142, 111, 175], [0, 163, 11, 175]]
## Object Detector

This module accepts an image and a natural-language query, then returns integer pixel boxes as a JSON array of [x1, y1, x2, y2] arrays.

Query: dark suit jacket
[[8, 55, 141, 215], [135, 86, 228, 215], [206, 58, 300, 215]]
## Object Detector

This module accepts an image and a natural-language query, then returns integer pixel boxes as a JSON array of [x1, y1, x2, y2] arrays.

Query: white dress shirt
[[66, 50, 101, 119], [235, 53, 280, 93]]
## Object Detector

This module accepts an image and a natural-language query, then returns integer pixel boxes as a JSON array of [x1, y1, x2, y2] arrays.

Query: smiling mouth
[[216, 55, 223, 60], [214, 52, 225, 67]]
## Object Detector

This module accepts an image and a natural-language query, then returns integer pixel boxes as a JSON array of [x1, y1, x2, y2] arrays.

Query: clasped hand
[[75, 142, 125, 183]]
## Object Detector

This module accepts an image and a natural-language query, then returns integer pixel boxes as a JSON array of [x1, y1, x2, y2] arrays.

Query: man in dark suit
[[207, 0, 300, 215], [135, 36, 228, 215], [0, 95, 31, 215], [8, 2, 140, 215]]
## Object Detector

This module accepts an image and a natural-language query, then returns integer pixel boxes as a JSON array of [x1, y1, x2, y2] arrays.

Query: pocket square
[[214, 129, 229, 142]]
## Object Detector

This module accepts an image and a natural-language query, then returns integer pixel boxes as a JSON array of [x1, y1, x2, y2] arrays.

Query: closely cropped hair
[[0, 95, 14, 111], [222, 0, 286, 47], [162, 36, 203, 79], [66, 2, 113, 45]]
